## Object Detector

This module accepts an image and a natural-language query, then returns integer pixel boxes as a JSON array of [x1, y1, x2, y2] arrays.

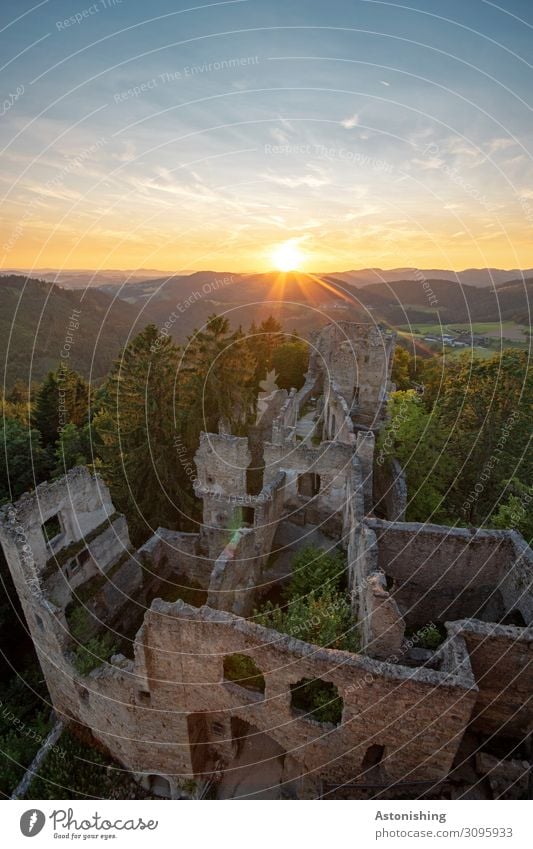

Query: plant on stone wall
[[254, 546, 358, 652], [288, 545, 347, 599], [417, 623, 447, 650], [255, 591, 358, 652], [72, 633, 117, 675], [66, 604, 96, 643]]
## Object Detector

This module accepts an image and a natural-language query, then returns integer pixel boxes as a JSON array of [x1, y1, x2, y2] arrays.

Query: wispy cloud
[[260, 173, 330, 188]]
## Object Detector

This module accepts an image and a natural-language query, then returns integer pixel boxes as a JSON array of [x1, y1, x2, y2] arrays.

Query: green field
[[398, 321, 529, 342], [397, 322, 530, 362]]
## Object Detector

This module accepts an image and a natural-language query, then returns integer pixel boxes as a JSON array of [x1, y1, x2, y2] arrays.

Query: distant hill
[[325, 267, 533, 288], [102, 271, 533, 336], [4, 266, 533, 291], [0, 268, 174, 289], [0, 276, 146, 388], [2, 272, 530, 389]]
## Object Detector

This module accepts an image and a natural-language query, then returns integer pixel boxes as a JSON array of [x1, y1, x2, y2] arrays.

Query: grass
[[23, 729, 155, 799], [398, 321, 528, 343]]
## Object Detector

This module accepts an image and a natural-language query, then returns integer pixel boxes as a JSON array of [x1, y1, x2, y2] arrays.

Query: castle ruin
[[1, 322, 531, 799]]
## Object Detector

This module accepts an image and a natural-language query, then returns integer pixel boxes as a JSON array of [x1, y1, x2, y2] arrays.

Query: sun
[[271, 241, 304, 272]]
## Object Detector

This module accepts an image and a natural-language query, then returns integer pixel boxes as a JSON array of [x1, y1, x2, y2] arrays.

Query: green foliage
[[377, 391, 454, 523], [289, 545, 347, 599], [53, 423, 90, 476], [72, 633, 117, 675], [379, 351, 533, 528], [490, 480, 533, 544], [180, 314, 257, 441], [247, 316, 284, 389], [254, 546, 358, 652], [417, 623, 446, 650], [33, 365, 90, 446], [24, 730, 152, 800], [0, 667, 52, 797], [223, 653, 265, 692], [391, 346, 412, 390], [67, 605, 95, 643], [93, 325, 195, 545], [0, 417, 50, 504], [271, 339, 309, 391], [256, 590, 358, 652], [290, 678, 343, 725]]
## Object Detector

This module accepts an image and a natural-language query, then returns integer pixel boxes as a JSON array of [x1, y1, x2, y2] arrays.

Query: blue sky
[[1, 0, 533, 271]]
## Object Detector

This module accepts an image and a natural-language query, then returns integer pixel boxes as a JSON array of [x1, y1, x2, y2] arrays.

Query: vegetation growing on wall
[[254, 546, 359, 652]]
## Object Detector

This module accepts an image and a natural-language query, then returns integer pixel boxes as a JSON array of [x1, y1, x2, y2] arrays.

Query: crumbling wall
[[366, 521, 528, 628], [138, 528, 213, 589], [271, 388, 299, 445], [347, 521, 404, 660], [263, 440, 355, 536], [355, 430, 375, 510], [308, 322, 396, 427], [6, 466, 117, 577], [138, 600, 477, 785], [448, 620, 533, 739], [373, 457, 407, 521], [323, 382, 355, 444], [206, 474, 286, 616], [194, 432, 251, 499], [499, 533, 533, 626], [207, 528, 258, 615]]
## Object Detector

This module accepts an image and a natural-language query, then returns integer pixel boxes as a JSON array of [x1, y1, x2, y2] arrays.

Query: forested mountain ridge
[[0, 276, 142, 387]]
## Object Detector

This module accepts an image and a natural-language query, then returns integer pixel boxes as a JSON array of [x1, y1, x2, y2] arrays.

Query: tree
[[391, 346, 411, 390], [436, 351, 532, 524], [378, 351, 532, 528], [180, 315, 257, 444], [0, 418, 50, 503], [93, 325, 194, 545], [271, 339, 309, 390], [247, 316, 284, 391], [489, 480, 533, 544], [377, 390, 455, 523], [33, 366, 90, 446], [53, 423, 90, 476]]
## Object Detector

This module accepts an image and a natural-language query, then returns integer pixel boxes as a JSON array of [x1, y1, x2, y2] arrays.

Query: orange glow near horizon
[[3, 223, 533, 275]]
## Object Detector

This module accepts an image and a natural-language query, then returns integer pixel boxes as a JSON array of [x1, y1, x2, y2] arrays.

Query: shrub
[[66, 605, 95, 643], [254, 546, 359, 652], [255, 590, 359, 652], [418, 623, 446, 650], [24, 730, 153, 800], [72, 633, 117, 675], [288, 545, 346, 599]]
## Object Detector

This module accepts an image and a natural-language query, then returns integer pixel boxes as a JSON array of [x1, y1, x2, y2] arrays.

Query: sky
[[1, 0, 533, 273]]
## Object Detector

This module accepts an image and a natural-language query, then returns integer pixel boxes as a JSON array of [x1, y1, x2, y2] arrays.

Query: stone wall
[[373, 457, 408, 521], [366, 520, 529, 628], [322, 382, 355, 444], [138, 528, 213, 589], [307, 322, 396, 427], [448, 620, 533, 739], [263, 440, 356, 536], [206, 473, 286, 616], [135, 600, 477, 785]]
